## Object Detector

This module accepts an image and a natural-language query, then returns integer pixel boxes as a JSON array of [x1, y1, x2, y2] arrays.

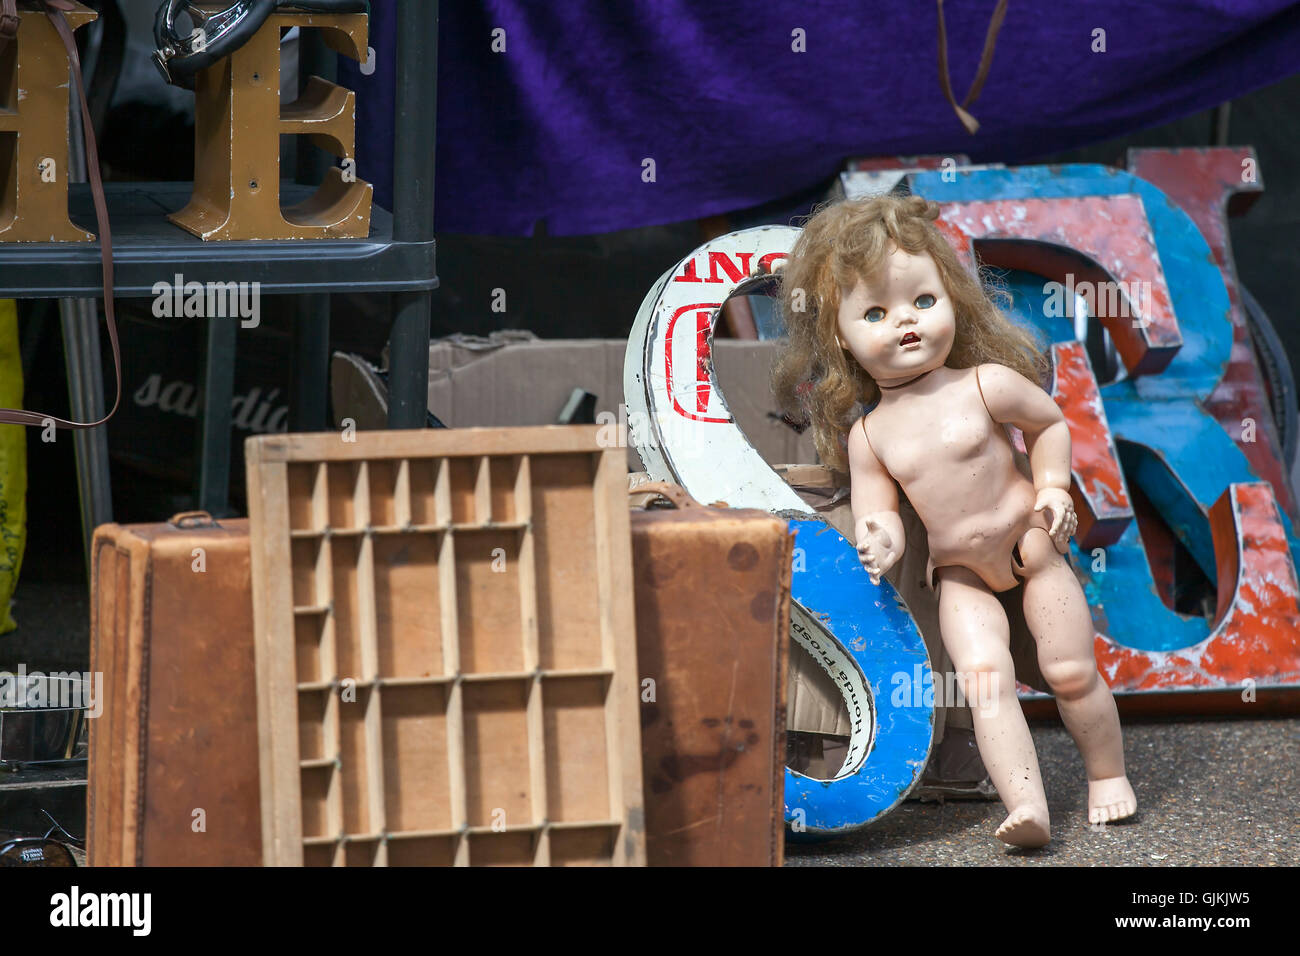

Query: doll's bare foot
[[1088, 775, 1137, 824], [995, 804, 1050, 848]]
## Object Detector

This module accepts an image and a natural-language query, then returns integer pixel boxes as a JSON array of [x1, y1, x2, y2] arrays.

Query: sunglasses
[[0, 810, 82, 867], [0, 838, 76, 867]]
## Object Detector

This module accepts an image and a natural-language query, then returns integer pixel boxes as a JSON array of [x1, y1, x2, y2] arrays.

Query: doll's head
[[772, 193, 1048, 471]]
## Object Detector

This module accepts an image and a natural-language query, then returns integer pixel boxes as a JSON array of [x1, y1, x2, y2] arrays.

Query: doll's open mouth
[[900, 332, 921, 346]]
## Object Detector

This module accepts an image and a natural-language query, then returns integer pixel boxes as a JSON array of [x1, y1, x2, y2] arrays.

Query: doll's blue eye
[[865, 306, 886, 322], [915, 294, 936, 309]]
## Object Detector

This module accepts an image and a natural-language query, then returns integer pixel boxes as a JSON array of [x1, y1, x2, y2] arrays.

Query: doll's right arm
[[847, 419, 905, 579]]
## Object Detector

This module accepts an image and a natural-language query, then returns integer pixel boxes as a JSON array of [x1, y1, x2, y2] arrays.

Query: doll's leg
[[1015, 528, 1137, 824], [936, 565, 1050, 847]]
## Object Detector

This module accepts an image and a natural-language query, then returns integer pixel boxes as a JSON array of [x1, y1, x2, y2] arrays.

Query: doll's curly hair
[[771, 193, 1049, 472]]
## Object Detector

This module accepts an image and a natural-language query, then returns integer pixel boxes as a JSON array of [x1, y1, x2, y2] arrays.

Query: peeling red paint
[[1094, 483, 1300, 691], [664, 302, 729, 423], [934, 195, 1182, 376], [1126, 147, 1295, 519], [1048, 341, 1132, 548]]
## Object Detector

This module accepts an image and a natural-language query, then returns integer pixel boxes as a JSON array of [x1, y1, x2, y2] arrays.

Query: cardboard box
[[418, 332, 819, 473]]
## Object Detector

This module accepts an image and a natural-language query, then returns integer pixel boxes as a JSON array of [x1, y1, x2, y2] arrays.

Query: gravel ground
[[786, 717, 1300, 866]]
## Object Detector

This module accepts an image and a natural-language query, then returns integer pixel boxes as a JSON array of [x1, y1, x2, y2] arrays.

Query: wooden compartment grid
[[247, 428, 644, 866]]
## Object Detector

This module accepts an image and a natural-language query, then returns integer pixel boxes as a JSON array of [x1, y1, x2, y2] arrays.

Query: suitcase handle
[[169, 511, 219, 529], [629, 481, 724, 510]]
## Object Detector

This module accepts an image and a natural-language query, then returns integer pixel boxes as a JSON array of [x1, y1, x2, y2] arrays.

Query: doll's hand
[[1034, 488, 1077, 553], [857, 516, 901, 585]]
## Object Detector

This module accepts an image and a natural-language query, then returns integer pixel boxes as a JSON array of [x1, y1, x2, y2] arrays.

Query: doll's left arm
[[977, 364, 1076, 548], [978, 364, 1078, 550], [976, 363, 1071, 493]]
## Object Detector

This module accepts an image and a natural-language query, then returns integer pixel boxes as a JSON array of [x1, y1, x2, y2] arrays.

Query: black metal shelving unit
[[2, 183, 436, 298], [0, 0, 438, 839]]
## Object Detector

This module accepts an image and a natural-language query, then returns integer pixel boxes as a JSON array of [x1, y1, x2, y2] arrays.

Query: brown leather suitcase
[[88, 511, 261, 866], [89, 488, 792, 867], [629, 482, 792, 866]]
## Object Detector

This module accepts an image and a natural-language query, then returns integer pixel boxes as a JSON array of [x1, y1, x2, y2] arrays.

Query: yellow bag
[[0, 299, 27, 633]]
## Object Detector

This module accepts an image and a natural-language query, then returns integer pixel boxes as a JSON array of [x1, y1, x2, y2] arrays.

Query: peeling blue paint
[[784, 518, 934, 837]]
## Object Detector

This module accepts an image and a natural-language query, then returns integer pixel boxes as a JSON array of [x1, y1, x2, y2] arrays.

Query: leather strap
[[936, 0, 1009, 135], [630, 481, 701, 510], [629, 480, 733, 511], [0, 1, 122, 430], [0, 0, 18, 45]]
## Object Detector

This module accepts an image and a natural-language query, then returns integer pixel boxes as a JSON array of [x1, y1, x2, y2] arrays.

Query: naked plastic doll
[[772, 194, 1136, 847]]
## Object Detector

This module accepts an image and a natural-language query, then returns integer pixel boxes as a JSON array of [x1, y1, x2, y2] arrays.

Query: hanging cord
[[936, 0, 1009, 135], [0, 1, 17, 42], [0, 0, 121, 429]]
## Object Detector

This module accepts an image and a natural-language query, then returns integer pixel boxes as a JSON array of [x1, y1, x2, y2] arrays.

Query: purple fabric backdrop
[[341, 1, 1300, 237]]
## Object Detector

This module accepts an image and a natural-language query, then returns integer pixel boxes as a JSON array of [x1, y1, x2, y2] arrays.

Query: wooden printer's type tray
[[246, 427, 644, 866]]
